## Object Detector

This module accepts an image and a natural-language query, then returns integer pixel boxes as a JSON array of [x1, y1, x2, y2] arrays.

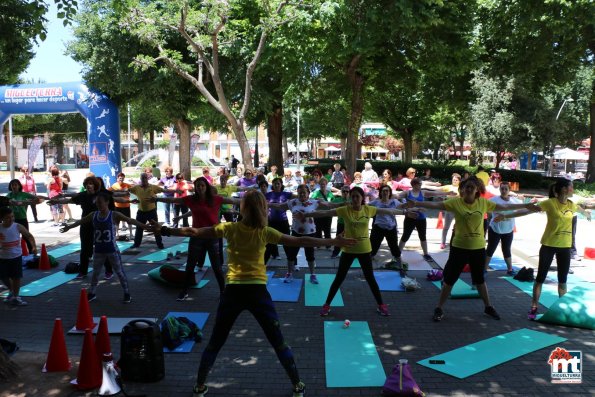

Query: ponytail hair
[[549, 178, 572, 198]]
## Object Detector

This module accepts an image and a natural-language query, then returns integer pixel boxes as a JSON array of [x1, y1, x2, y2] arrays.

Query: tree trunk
[[55, 139, 65, 164], [175, 118, 192, 181], [586, 98, 595, 182], [149, 130, 154, 150], [229, 121, 252, 170], [282, 134, 289, 163], [345, 56, 365, 177], [137, 129, 144, 157], [267, 105, 284, 174], [401, 128, 414, 163]]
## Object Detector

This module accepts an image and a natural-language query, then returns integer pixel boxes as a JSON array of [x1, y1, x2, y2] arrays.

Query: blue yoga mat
[[116, 241, 134, 251], [374, 271, 405, 291], [488, 257, 521, 272], [324, 321, 386, 387], [1, 270, 93, 297], [47, 242, 82, 258], [501, 276, 559, 308], [267, 277, 303, 302], [304, 274, 343, 307], [162, 312, 210, 353], [432, 279, 480, 298], [418, 328, 566, 379], [137, 243, 189, 262]]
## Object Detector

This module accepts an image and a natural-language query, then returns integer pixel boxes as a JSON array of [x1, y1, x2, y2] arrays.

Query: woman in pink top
[[19, 166, 39, 222], [173, 173, 194, 227], [46, 169, 65, 226]]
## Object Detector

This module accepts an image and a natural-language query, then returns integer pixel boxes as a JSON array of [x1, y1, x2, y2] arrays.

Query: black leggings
[[370, 225, 401, 258], [196, 285, 300, 386], [265, 219, 290, 262], [486, 228, 513, 258], [536, 245, 571, 284], [325, 252, 383, 306], [185, 237, 225, 293], [443, 246, 486, 286], [15, 218, 32, 253], [285, 231, 315, 262], [400, 217, 427, 243], [314, 217, 332, 240]]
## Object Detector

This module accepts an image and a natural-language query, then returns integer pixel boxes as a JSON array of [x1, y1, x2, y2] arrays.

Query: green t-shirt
[[538, 198, 577, 248], [336, 205, 377, 254], [217, 185, 238, 212], [7, 192, 35, 220], [443, 197, 496, 250], [214, 222, 282, 284]]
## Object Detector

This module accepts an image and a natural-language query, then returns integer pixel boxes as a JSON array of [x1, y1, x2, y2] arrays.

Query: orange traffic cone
[[43, 318, 71, 372], [75, 289, 96, 331], [73, 329, 102, 390], [585, 247, 595, 260], [21, 238, 29, 256], [436, 211, 444, 229], [95, 316, 111, 360], [39, 243, 51, 270]]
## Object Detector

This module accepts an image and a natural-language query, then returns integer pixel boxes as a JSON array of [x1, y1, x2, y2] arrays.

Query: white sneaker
[[283, 273, 293, 283], [11, 297, 28, 306]]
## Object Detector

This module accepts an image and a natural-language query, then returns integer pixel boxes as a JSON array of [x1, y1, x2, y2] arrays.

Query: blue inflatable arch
[[0, 82, 121, 186]]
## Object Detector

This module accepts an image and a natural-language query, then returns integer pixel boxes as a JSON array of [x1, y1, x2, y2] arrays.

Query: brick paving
[[1, 174, 594, 396]]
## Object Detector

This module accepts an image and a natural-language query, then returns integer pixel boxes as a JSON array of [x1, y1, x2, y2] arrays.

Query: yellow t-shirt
[[129, 185, 164, 211], [214, 222, 282, 284], [441, 184, 460, 196], [336, 205, 377, 254], [109, 182, 131, 208], [538, 198, 577, 248], [217, 185, 238, 212], [444, 197, 496, 249], [476, 171, 489, 186]]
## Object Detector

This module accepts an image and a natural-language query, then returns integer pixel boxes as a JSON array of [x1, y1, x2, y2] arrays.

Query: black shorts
[[0, 256, 23, 279], [114, 207, 131, 218]]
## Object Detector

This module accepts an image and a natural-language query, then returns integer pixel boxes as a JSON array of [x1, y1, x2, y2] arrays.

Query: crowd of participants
[[1, 161, 594, 397]]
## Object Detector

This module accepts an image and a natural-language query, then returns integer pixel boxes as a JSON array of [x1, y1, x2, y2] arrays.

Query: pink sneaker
[[527, 307, 538, 321], [377, 304, 390, 316], [320, 304, 331, 316], [440, 243, 446, 249]]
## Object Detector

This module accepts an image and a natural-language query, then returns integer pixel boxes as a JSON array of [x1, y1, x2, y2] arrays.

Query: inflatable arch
[[0, 82, 121, 186]]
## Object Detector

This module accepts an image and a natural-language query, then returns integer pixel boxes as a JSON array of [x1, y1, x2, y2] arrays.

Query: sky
[[21, 2, 83, 84]]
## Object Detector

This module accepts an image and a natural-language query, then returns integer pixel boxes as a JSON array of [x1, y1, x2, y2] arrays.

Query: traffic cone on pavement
[[21, 238, 29, 256], [585, 247, 595, 260], [75, 289, 96, 331], [43, 318, 71, 372], [73, 329, 102, 390], [95, 316, 111, 360], [39, 243, 51, 270], [436, 211, 444, 229]]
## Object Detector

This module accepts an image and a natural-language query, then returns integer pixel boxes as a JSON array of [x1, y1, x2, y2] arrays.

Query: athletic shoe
[[377, 304, 390, 316], [192, 385, 208, 397], [87, 293, 97, 302], [283, 273, 293, 283], [123, 293, 132, 304], [320, 304, 331, 316], [309, 274, 319, 284], [440, 243, 446, 249], [104, 272, 113, 280], [75, 274, 87, 280], [433, 307, 444, 322], [506, 269, 517, 276], [330, 252, 339, 259], [131, 244, 140, 249], [3, 293, 14, 303], [11, 297, 28, 306], [527, 307, 538, 321], [484, 306, 501, 320], [292, 382, 305, 397], [422, 254, 434, 261], [157, 243, 165, 250], [177, 291, 189, 301]]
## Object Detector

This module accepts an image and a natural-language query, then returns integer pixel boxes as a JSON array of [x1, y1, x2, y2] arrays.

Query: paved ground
[[1, 171, 594, 396]]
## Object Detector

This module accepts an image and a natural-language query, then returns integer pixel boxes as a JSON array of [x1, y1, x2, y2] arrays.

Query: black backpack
[[514, 267, 535, 282], [119, 320, 164, 382]]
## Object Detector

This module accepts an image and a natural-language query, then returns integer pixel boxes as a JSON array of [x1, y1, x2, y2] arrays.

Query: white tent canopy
[[362, 146, 388, 153], [287, 143, 309, 152], [324, 145, 341, 152], [554, 148, 589, 160]]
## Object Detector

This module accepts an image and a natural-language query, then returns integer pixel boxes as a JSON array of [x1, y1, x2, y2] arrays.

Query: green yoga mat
[[324, 321, 386, 387], [1, 270, 92, 297], [137, 243, 189, 262], [304, 274, 344, 307], [538, 286, 595, 330], [432, 279, 479, 298], [147, 267, 209, 289], [501, 277, 559, 308], [116, 241, 134, 251], [418, 328, 566, 379], [47, 242, 82, 258]]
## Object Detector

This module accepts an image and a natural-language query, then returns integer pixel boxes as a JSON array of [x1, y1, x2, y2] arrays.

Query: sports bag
[[160, 316, 202, 350], [382, 360, 425, 396], [513, 267, 534, 282]]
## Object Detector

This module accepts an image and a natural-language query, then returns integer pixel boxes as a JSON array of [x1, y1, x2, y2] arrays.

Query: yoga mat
[[432, 279, 480, 298], [324, 321, 386, 387], [400, 250, 434, 271], [47, 242, 81, 258], [538, 286, 595, 330], [418, 328, 566, 379], [374, 272, 405, 292], [162, 311, 210, 353], [137, 243, 189, 262], [147, 267, 210, 289], [69, 317, 158, 334], [0, 269, 93, 297], [487, 257, 522, 272], [267, 277, 303, 302], [116, 241, 134, 251], [501, 277, 559, 308], [304, 274, 344, 307]]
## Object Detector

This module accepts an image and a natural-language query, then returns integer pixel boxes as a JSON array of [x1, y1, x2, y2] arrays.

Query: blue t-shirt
[[369, 199, 399, 230], [266, 191, 293, 222], [406, 190, 426, 220], [93, 211, 118, 254]]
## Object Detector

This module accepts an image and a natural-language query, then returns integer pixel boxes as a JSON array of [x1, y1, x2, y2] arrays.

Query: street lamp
[[549, 97, 574, 176], [556, 97, 574, 120]]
